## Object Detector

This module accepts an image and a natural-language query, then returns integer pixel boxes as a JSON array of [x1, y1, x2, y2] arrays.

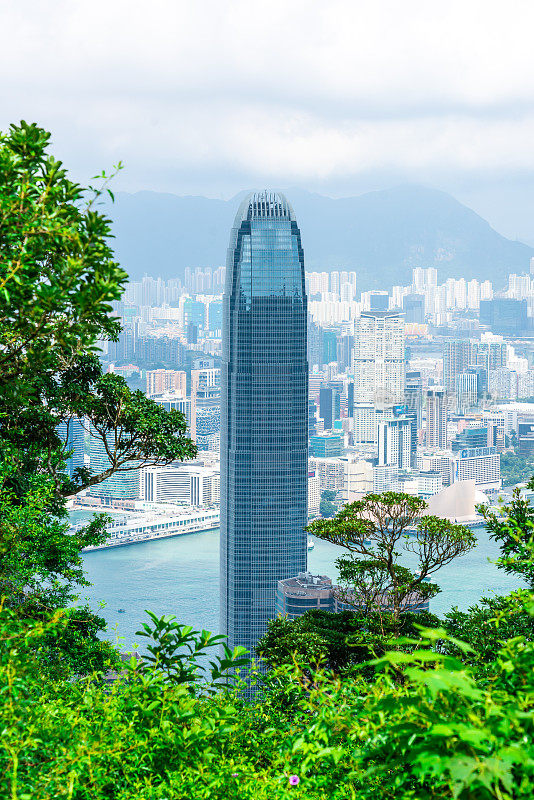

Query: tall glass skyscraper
[[220, 191, 308, 655]]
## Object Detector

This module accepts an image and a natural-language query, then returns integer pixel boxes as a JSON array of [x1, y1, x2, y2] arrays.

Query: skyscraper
[[443, 339, 477, 392], [426, 388, 448, 450], [220, 191, 308, 656], [353, 311, 405, 406]]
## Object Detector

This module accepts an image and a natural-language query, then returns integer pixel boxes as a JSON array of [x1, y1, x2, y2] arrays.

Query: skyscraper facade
[[353, 311, 405, 406], [220, 191, 308, 655], [426, 388, 448, 450]]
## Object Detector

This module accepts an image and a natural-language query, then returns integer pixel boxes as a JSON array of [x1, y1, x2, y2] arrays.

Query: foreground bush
[[2, 585, 533, 800]]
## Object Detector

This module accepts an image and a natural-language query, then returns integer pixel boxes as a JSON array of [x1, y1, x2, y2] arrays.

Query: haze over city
[[3, 1, 534, 241]]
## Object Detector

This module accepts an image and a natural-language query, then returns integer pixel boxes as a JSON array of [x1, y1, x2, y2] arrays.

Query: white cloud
[[1, 0, 534, 194]]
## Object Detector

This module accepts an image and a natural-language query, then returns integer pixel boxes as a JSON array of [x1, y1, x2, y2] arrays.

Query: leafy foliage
[[479, 487, 534, 588], [136, 610, 249, 693], [308, 492, 476, 631], [0, 121, 126, 389], [0, 122, 196, 676], [257, 608, 441, 673]]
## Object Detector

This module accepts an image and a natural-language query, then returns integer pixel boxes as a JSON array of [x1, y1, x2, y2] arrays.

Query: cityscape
[[58, 191, 534, 655], [3, 2, 534, 798]]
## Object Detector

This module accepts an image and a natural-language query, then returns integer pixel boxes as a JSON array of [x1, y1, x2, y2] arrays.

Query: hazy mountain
[[110, 185, 533, 291]]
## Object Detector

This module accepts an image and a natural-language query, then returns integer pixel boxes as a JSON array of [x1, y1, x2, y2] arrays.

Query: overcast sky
[[3, 1, 534, 239]]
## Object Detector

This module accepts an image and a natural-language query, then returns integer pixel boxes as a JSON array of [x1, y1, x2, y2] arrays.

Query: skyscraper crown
[[238, 190, 295, 222]]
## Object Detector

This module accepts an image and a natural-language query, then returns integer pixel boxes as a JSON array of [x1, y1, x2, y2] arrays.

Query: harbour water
[[81, 523, 524, 652]]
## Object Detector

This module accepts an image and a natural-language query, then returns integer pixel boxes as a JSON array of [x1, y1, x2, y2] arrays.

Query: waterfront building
[[140, 464, 220, 506], [88, 429, 140, 500], [276, 572, 429, 618], [342, 456, 373, 501], [453, 446, 501, 491], [220, 191, 308, 655], [480, 297, 528, 335], [275, 573, 335, 618], [373, 464, 399, 492], [309, 457, 345, 494], [308, 470, 321, 516]]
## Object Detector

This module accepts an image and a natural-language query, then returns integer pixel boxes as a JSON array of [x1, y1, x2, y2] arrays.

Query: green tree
[[257, 608, 441, 673], [308, 492, 476, 634], [0, 122, 196, 675]]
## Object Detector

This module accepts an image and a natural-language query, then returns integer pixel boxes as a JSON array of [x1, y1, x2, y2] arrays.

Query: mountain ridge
[[109, 184, 533, 291]]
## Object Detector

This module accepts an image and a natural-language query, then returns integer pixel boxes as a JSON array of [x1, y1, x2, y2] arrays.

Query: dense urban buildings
[[82, 246, 534, 593], [220, 191, 308, 655]]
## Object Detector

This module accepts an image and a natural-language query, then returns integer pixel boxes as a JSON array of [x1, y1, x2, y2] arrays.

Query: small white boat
[[307, 537, 314, 550]]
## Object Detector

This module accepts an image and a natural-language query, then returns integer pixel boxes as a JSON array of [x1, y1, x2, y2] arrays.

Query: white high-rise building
[[353, 311, 405, 406], [377, 416, 412, 469]]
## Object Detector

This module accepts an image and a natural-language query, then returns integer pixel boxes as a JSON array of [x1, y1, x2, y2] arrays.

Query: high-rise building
[[377, 415, 412, 469], [220, 191, 308, 656], [480, 298, 529, 335], [405, 371, 423, 429], [353, 311, 405, 406], [56, 418, 85, 478], [146, 369, 187, 397], [426, 388, 448, 449], [455, 372, 478, 414], [88, 429, 139, 500], [319, 387, 335, 430], [443, 340, 477, 393]]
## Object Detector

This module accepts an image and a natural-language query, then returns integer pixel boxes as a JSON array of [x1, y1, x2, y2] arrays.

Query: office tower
[[347, 382, 354, 418], [153, 394, 192, 435], [186, 322, 198, 345], [310, 432, 344, 458], [56, 418, 85, 478], [402, 293, 425, 323], [480, 298, 528, 335], [426, 388, 448, 449], [405, 371, 423, 429], [377, 416, 411, 469], [337, 333, 354, 372], [443, 339, 477, 392], [220, 191, 308, 656], [353, 311, 405, 406], [322, 329, 337, 365], [455, 372, 478, 414], [404, 409, 418, 467], [368, 291, 389, 312], [482, 341, 507, 371], [319, 387, 336, 430], [191, 367, 221, 443]]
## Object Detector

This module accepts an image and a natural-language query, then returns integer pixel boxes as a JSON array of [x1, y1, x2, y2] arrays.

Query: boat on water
[[307, 537, 314, 550], [118, 609, 126, 614]]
